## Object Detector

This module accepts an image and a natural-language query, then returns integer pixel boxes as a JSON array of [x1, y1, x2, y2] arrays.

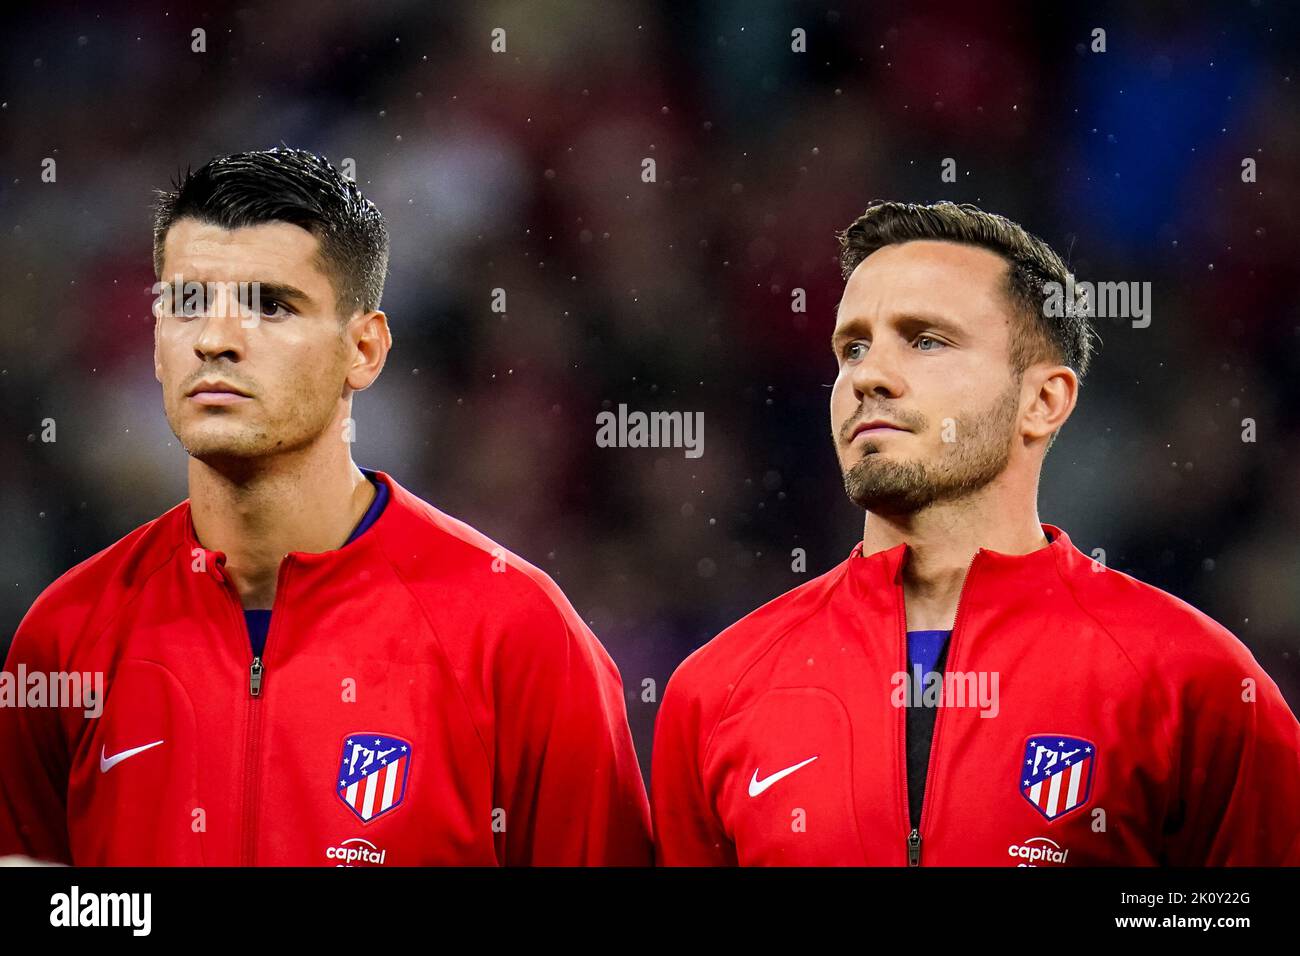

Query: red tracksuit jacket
[[0, 470, 652, 865], [652, 525, 1300, 865]]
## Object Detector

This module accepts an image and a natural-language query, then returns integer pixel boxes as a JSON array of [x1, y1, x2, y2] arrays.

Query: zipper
[[900, 550, 980, 866], [240, 683, 261, 866], [215, 555, 293, 867]]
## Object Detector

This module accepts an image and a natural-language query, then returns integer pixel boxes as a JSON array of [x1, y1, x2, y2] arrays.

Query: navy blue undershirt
[[242, 469, 388, 657], [907, 629, 950, 680], [905, 627, 951, 826]]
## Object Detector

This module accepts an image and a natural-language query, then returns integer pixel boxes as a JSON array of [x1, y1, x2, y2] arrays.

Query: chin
[[178, 426, 266, 462], [841, 445, 896, 469]]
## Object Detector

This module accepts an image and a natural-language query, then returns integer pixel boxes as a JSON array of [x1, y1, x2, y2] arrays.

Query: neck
[[187, 435, 375, 609], [862, 476, 1048, 631]]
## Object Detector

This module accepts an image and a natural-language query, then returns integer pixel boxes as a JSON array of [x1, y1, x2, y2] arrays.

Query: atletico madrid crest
[[337, 733, 412, 824], [1019, 734, 1095, 822]]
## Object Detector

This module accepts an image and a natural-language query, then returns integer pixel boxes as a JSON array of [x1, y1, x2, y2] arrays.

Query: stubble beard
[[840, 379, 1021, 515]]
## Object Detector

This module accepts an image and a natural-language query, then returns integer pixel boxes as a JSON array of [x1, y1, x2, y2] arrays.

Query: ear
[[1022, 364, 1078, 444], [153, 301, 163, 385], [345, 310, 391, 392]]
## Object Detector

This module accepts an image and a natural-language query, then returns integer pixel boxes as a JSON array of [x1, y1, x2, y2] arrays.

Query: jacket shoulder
[[12, 504, 187, 660], [375, 484, 610, 667], [1054, 542, 1263, 679], [665, 556, 850, 705]]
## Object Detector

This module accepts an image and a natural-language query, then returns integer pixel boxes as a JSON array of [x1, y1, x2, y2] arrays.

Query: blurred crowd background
[[2, 0, 1298, 777]]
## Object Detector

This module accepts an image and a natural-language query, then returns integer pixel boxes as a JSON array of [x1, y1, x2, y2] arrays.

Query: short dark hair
[[153, 147, 389, 316], [836, 200, 1096, 383]]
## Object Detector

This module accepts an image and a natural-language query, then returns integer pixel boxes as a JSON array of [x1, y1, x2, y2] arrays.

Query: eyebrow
[[831, 310, 966, 350], [161, 277, 317, 309], [249, 282, 314, 306]]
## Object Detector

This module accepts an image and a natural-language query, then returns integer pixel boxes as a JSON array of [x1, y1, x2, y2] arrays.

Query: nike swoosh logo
[[748, 755, 819, 797], [99, 740, 165, 773]]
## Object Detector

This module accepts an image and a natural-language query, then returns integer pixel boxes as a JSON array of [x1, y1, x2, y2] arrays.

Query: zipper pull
[[907, 828, 922, 866], [249, 657, 264, 697]]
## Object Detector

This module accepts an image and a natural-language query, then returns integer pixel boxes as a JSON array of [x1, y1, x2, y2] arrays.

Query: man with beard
[[650, 200, 1300, 866]]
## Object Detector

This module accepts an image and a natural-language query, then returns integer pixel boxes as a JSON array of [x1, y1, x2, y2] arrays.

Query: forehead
[[834, 239, 1013, 335], [160, 218, 327, 284]]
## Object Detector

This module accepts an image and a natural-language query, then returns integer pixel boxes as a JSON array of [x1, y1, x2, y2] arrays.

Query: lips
[[186, 378, 253, 406], [186, 379, 251, 398], [850, 419, 908, 440]]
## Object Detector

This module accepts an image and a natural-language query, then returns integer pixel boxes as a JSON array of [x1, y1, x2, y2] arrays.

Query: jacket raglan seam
[[378, 491, 607, 782], [1050, 544, 1180, 820], [48, 536, 190, 664], [692, 563, 852, 837], [373, 534, 496, 778], [8, 530, 190, 859], [32, 535, 191, 728]]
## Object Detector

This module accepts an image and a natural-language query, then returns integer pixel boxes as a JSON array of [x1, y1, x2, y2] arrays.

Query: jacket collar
[[177, 468, 405, 585], [845, 522, 1071, 600]]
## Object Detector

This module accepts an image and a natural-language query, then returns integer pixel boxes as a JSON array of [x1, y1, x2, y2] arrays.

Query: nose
[[191, 287, 248, 363], [848, 339, 905, 402]]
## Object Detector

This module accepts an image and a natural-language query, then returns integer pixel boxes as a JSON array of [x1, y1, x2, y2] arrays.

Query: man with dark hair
[[651, 200, 1300, 866], [151, 148, 390, 318], [0, 147, 652, 866]]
